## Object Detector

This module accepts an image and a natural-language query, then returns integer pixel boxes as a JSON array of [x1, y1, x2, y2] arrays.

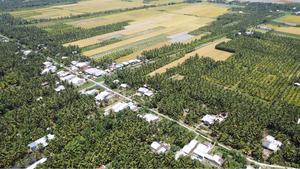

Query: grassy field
[[266, 24, 300, 35], [149, 38, 231, 76], [11, 0, 185, 20], [276, 15, 300, 25]]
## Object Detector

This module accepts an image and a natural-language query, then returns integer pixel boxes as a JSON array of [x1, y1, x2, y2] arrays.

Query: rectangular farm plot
[[266, 24, 300, 36], [276, 15, 300, 25], [11, 0, 146, 19], [148, 38, 232, 76], [62, 3, 229, 61]]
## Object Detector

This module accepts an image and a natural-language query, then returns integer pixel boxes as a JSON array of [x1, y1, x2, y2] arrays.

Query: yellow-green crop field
[[65, 3, 229, 61], [11, 0, 184, 20], [276, 15, 300, 25]]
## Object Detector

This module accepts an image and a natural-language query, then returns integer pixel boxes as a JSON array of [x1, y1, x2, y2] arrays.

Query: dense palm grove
[[0, 13, 248, 168], [0, 1, 300, 169]]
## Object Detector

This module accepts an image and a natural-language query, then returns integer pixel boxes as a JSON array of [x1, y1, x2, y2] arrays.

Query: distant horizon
[[239, 0, 300, 3]]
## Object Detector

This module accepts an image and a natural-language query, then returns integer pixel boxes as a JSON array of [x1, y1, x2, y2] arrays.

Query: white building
[[57, 70, 69, 78], [81, 89, 98, 95], [128, 102, 138, 111], [69, 77, 86, 86], [120, 83, 129, 88], [95, 91, 111, 101], [202, 115, 217, 125], [262, 135, 282, 152], [23, 50, 32, 56], [176, 140, 223, 166], [138, 87, 153, 97], [182, 140, 198, 155], [85, 68, 106, 77], [60, 74, 76, 81], [74, 61, 89, 68], [27, 134, 55, 151], [43, 61, 52, 67], [151, 141, 170, 154], [111, 102, 129, 113], [26, 158, 47, 169], [55, 85, 65, 92], [139, 113, 160, 123]]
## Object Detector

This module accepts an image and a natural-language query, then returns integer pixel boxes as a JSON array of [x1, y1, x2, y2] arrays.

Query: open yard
[[65, 3, 229, 60], [148, 38, 232, 76], [11, 0, 184, 19]]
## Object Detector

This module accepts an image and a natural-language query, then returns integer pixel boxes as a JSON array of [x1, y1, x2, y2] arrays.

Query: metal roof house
[[84, 68, 107, 77], [111, 102, 129, 113], [150, 141, 170, 154], [262, 135, 282, 152], [26, 158, 47, 169], [138, 87, 154, 97], [27, 134, 55, 151], [139, 113, 160, 123], [95, 91, 111, 101]]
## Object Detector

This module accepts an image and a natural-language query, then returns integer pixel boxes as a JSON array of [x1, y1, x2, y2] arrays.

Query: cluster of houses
[[111, 59, 141, 70], [69, 61, 108, 79], [41, 61, 57, 75], [150, 141, 171, 154], [175, 140, 224, 166], [26, 134, 55, 169], [57, 70, 86, 86], [201, 113, 228, 126]]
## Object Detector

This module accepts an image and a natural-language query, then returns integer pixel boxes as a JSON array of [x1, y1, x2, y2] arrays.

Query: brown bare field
[[148, 38, 232, 76], [266, 24, 300, 35]]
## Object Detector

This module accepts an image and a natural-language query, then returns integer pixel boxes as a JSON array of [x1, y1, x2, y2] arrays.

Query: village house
[[26, 158, 47, 169], [41, 61, 57, 75], [27, 134, 55, 151], [69, 77, 86, 86], [55, 85, 65, 92], [111, 102, 129, 113], [72, 61, 90, 69], [262, 135, 282, 152], [294, 82, 300, 87], [84, 68, 107, 77], [138, 87, 154, 97], [150, 141, 170, 154], [81, 89, 98, 95], [22, 49, 32, 56], [95, 91, 112, 101], [201, 113, 227, 126], [175, 139, 224, 166], [120, 83, 129, 89], [139, 113, 160, 123], [128, 102, 138, 111], [57, 70, 70, 78]]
